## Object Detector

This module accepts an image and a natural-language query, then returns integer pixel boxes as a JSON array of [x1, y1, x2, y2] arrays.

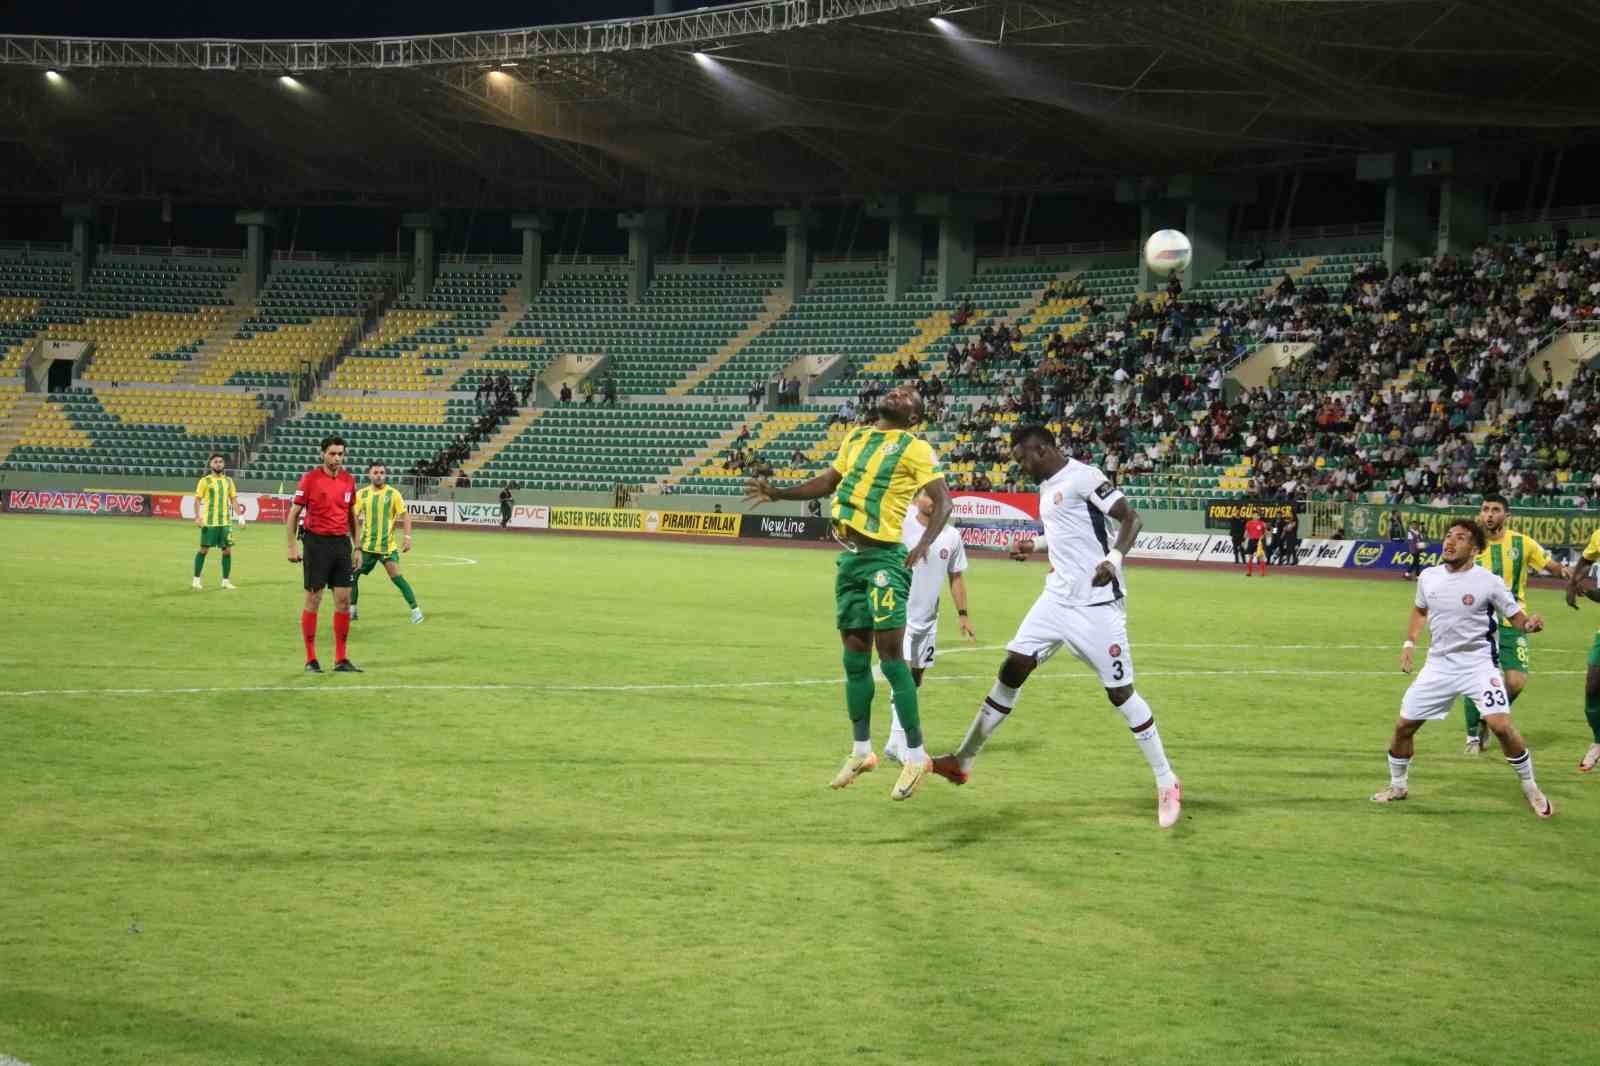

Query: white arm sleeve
[[949, 534, 969, 574], [1490, 575, 1520, 620], [1414, 574, 1429, 610]]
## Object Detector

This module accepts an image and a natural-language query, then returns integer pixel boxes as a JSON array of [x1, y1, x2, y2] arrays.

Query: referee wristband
[[1105, 549, 1124, 569], [1402, 640, 1415, 648], [958, 609, 968, 616]]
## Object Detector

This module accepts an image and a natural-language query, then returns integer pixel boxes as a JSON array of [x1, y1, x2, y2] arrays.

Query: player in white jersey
[[1373, 518, 1552, 817], [884, 489, 975, 763], [930, 424, 1183, 829]]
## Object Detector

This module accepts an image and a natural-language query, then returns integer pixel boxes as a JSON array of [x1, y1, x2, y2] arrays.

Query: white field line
[[1, 668, 1592, 700]]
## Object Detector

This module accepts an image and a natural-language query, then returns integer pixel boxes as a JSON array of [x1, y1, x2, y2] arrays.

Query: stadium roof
[[2, 0, 1597, 209]]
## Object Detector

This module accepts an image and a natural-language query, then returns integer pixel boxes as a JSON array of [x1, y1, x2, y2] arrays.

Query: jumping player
[[1372, 519, 1551, 817], [930, 424, 1183, 829], [883, 488, 974, 764], [1566, 528, 1600, 771], [1460, 493, 1568, 753], [746, 384, 953, 801], [1244, 513, 1267, 576], [286, 435, 361, 673], [350, 461, 423, 625], [192, 453, 238, 590]]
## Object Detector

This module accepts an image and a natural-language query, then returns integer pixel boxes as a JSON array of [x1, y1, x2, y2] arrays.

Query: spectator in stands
[[581, 378, 595, 405], [747, 381, 763, 408], [455, 469, 471, 489], [559, 382, 573, 403], [832, 399, 856, 426], [520, 375, 536, 407], [790, 448, 807, 468], [602, 373, 618, 407]]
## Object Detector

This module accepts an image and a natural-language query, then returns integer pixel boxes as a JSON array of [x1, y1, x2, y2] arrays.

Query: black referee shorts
[[302, 532, 353, 591]]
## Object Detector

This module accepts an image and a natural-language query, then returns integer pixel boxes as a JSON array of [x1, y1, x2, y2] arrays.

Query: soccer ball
[[1144, 229, 1192, 277]]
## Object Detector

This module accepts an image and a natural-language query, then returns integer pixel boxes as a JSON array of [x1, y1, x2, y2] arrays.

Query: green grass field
[[3, 514, 1599, 1066]]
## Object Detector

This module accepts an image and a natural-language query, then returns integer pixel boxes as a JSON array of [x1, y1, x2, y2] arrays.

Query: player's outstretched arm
[[400, 504, 413, 553], [906, 477, 952, 567], [1508, 609, 1544, 634], [745, 468, 842, 507], [949, 571, 976, 641], [1400, 605, 1427, 673], [1568, 557, 1596, 610]]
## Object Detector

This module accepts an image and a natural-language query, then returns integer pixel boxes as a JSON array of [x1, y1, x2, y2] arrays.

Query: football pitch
[[4, 514, 1599, 1066]]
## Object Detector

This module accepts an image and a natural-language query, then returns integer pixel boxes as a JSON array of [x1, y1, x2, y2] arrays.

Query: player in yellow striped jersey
[[350, 461, 423, 625], [1565, 528, 1600, 771], [745, 384, 953, 802], [192, 452, 238, 591], [1461, 493, 1569, 753]]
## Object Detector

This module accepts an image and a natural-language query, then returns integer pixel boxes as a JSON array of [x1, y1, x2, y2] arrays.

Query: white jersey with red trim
[[1036, 459, 1125, 606]]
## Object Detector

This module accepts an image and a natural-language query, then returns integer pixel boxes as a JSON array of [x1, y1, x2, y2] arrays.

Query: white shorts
[[904, 624, 938, 670], [1400, 660, 1511, 721], [1006, 593, 1133, 687]]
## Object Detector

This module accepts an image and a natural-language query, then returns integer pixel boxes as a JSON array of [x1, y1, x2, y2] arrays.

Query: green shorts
[[1588, 632, 1600, 669], [835, 542, 911, 632], [357, 550, 400, 574], [198, 526, 233, 549], [1498, 624, 1530, 674]]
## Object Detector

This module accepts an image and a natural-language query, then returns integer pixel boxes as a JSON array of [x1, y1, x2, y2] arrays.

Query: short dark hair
[[1009, 424, 1055, 449], [320, 434, 347, 453], [368, 460, 386, 471], [208, 452, 225, 462], [1449, 518, 1487, 552], [1481, 492, 1509, 509]]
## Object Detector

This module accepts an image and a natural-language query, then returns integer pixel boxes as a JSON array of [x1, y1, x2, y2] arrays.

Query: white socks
[[1507, 749, 1536, 789], [1118, 692, 1177, 790], [852, 740, 872, 758], [1387, 751, 1411, 789], [955, 680, 1018, 770]]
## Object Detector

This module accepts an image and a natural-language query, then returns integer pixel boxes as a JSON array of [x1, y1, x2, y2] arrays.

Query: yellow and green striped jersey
[[1477, 529, 1549, 611], [355, 484, 405, 555], [193, 473, 236, 528], [829, 426, 941, 543]]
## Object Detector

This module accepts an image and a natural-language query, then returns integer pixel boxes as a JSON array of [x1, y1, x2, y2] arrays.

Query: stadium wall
[[0, 470, 1216, 533]]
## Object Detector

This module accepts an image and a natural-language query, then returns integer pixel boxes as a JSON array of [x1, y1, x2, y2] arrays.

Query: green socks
[[842, 649, 874, 743], [1586, 692, 1600, 744], [193, 552, 206, 577], [879, 658, 922, 748], [391, 575, 417, 609], [1463, 697, 1482, 738], [221, 553, 231, 579]]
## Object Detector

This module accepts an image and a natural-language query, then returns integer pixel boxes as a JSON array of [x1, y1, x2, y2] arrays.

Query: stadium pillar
[[868, 196, 920, 303], [919, 195, 996, 302], [511, 213, 550, 301], [618, 210, 667, 305], [1437, 180, 1490, 259], [772, 208, 813, 300], [62, 204, 96, 293], [1358, 154, 1430, 272], [233, 209, 278, 300], [404, 211, 444, 302]]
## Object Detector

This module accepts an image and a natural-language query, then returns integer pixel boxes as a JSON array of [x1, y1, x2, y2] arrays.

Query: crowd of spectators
[[411, 387, 518, 481], [900, 237, 1600, 506]]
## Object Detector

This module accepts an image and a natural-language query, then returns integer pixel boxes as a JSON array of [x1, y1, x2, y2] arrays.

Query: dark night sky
[[0, 1, 659, 38]]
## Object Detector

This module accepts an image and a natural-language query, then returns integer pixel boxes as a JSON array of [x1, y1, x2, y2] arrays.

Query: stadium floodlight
[[500, 61, 518, 68], [44, 69, 63, 83], [278, 75, 305, 91], [928, 17, 956, 33]]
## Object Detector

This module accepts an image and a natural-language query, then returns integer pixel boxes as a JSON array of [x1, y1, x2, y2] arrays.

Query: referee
[[286, 434, 362, 673]]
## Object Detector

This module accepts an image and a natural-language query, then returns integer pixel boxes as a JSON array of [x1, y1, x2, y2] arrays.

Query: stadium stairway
[[172, 304, 264, 385], [667, 291, 792, 396], [459, 407, 542, 480], [0, 389, 44, 466], [432, 293, 530, 393], [659, 416, 761, 487]]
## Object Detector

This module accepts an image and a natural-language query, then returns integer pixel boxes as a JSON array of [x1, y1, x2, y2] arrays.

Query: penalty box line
[[2, 667, 1593, 700]]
